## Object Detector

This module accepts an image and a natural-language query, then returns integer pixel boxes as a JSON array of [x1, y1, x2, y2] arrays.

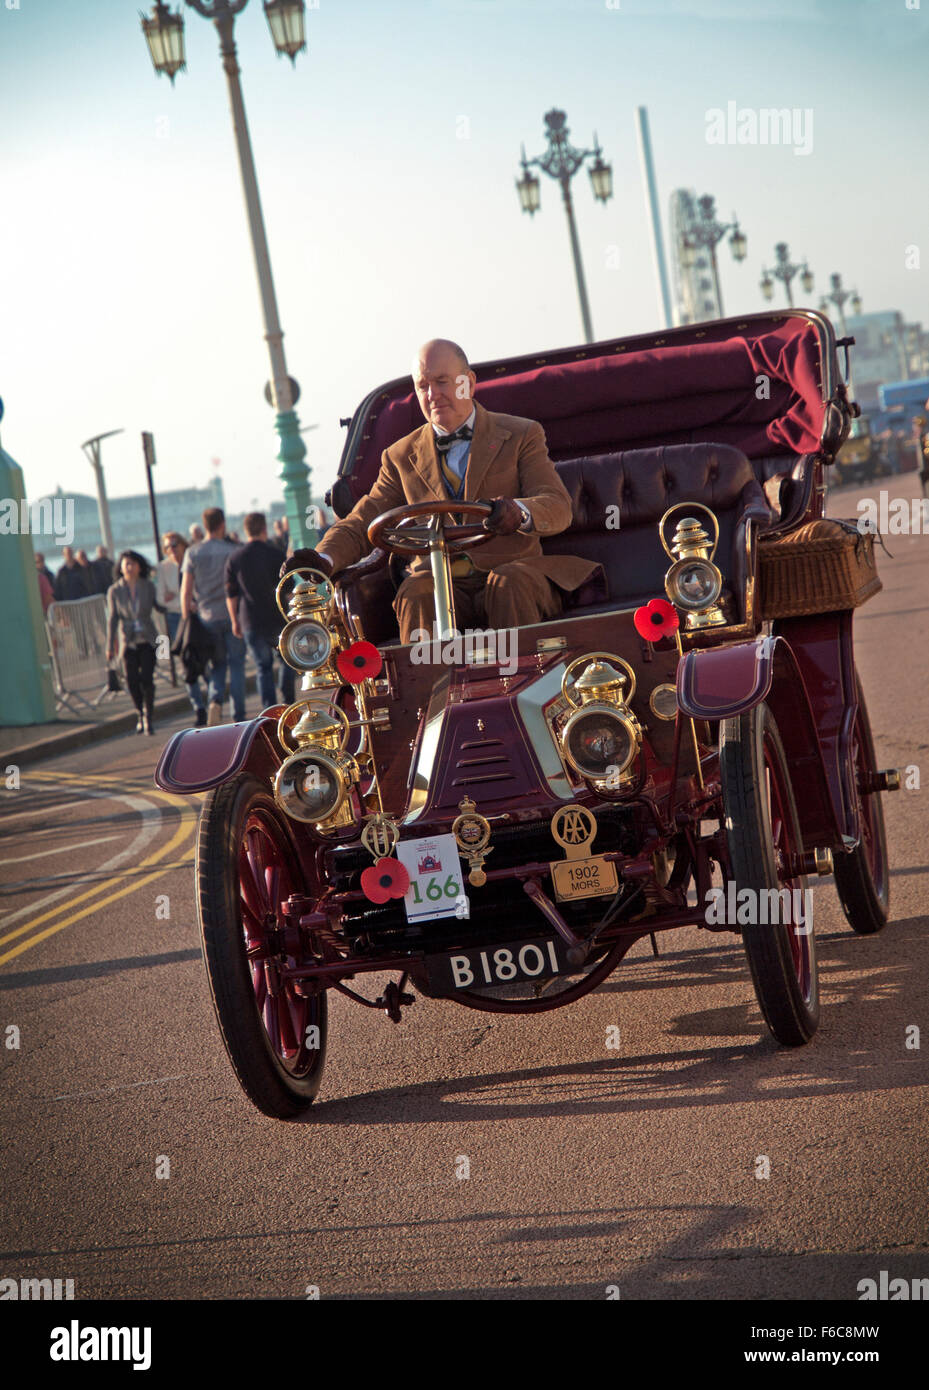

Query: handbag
[[107, 665, 123, 693]]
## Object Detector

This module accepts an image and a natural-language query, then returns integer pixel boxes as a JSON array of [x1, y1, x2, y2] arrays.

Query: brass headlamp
[[558, 652, 642, 788], [274, 567, 343, 690], [273, 702, 359, 828], [659, 503, 727, 630]]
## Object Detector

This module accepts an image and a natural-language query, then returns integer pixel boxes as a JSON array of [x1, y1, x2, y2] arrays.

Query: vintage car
[[155, 309, 898, 1119], [834, 414, 880, 487]]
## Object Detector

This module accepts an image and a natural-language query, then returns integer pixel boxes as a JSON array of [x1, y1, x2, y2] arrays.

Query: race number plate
[[425, 935, 572, 995], [395, 833, 465, 924], [549, 854, 618, 902]]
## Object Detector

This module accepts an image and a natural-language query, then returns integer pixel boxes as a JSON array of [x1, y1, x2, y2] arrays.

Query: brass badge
[[550, 805, 598, 857], [361, 813, 400, 861], [452, 796, 492, 887], [548, 805, 618, 903]]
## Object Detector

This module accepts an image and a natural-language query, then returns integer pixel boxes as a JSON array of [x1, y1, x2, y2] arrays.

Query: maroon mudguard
[[154, 717, 278, 794]]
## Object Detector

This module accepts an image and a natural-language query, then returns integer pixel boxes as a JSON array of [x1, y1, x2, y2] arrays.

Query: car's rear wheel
[[720, 702, 819, 1046], [197, 773, 327, 1118], [833, 679, 890, 935]]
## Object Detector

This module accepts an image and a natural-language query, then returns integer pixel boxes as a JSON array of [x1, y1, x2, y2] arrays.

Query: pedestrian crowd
[[37, 509, 301, 736], [35, 545, 114, 614]]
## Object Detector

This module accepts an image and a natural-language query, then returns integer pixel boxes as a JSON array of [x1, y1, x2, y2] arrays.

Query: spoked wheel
[[720, 702, 819, 1046], [197, 773, 327, 1118], [833, 679, 890, 934]]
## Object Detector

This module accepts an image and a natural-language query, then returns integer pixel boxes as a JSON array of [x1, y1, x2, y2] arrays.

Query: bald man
[[289, 339, 598, 641]]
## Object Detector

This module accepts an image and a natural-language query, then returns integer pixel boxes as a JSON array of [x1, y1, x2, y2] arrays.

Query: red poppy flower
[[336, 641, 383, 684], [634, 597, 680, 642], [360, 857, 410, 904]]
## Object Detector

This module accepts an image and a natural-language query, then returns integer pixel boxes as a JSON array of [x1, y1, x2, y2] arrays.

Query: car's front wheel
[[197, 773, 328, 1118]]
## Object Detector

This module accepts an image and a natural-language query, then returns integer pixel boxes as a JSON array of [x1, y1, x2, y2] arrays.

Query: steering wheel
[[367, 500, 497, 557]]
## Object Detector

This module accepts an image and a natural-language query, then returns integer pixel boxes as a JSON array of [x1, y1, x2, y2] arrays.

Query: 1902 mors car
[[155, 310, 898, 1119]]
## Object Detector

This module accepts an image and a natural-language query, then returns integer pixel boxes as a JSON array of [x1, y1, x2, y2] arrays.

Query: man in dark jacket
[[91, 546, 114, 593], [225, 512, 295, 709], [54, 547, 93, 601]]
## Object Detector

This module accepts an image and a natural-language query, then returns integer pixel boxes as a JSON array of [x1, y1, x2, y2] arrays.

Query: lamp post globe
[[516, 149, 541, 216], [800, 264, 815, 295], [729, 221, 747, 263], [589, 154, 613, 204], [588, 134, 613, 204], [141, 1, 186, 83], [264, 0, 307, 63]]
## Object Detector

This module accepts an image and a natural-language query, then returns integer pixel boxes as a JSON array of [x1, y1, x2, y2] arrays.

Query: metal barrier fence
[[45, 599, 180, 716], [45, 596, 111, 714]]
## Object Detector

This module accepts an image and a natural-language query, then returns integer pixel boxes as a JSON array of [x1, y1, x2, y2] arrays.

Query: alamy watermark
[[409, 626, 518, 677], [0, 496, 74, 546], [705, 883, 813, 933], [49, 1321, 151, 1370], [0, 1276, 74, 1299], [857, 492, 929, 535], [705, 101, 813, 157], [858, 1271, 929, 1300]]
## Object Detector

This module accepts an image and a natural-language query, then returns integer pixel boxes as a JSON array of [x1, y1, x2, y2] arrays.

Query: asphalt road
[[1, 473, 927, 1303]]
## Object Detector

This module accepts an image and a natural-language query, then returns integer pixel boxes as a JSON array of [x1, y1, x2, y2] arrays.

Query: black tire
[[197, 773, 328, 1118], [833, 680, 890, 934], [720, 702, 820, 1046]]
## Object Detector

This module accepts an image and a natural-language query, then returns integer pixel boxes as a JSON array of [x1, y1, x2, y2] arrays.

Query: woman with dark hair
[[106, 550, 159, 734]]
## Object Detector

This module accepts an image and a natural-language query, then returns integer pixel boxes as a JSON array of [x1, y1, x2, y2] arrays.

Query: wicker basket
[[757, 519, 882, 619]]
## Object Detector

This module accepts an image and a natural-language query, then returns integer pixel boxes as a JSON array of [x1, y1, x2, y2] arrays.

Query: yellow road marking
[[0, 780, 201, 954], [30, 769, 196, 809], [0, 847, 197, 966]]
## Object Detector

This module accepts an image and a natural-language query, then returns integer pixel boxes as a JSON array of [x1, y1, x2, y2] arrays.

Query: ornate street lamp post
[[140, 1, 316, 547], [819, 274, 862, 402], [759, 242, 813, 308], [679, 194, 746, 318], [515, 109, 613, 343], [819, 272, 860, 337]]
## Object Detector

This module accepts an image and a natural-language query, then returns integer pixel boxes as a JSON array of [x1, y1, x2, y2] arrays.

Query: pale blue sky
[[1, 0, 927, 518]]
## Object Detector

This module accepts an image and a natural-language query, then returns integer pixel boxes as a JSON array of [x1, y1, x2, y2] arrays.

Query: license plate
[[550, 854, 618, 902], [425, 935, 572, 994]]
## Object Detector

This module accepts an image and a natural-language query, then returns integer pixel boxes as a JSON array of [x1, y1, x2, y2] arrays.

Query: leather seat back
[[544, 443, 770, 612]]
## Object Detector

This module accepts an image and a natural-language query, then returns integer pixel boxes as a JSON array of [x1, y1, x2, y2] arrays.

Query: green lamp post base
[[275, 408, 315, 550]]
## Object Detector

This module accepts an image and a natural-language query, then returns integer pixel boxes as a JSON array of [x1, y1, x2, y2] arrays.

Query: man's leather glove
[[279, 548, 334, 580], [480, 497, 524, 536]]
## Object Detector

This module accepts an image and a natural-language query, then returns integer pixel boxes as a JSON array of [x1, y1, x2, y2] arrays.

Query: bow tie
[[434, 425, 473, 454]]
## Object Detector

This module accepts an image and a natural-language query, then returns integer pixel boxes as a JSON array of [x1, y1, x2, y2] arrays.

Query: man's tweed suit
[[319, 401, 598, 641]]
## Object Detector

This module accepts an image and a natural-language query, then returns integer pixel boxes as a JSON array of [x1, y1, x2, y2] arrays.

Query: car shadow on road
[[302, 915, 927, 1126], [0, 949, 201, 992]]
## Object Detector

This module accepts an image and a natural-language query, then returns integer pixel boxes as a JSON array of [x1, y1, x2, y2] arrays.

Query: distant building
[[38, 477, 224, 563], [37, 477, 331, 563], [845, 311, 914, 413]]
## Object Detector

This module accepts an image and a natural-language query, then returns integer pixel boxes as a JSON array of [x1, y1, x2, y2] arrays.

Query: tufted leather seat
[[544, 443, 772, 618]]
